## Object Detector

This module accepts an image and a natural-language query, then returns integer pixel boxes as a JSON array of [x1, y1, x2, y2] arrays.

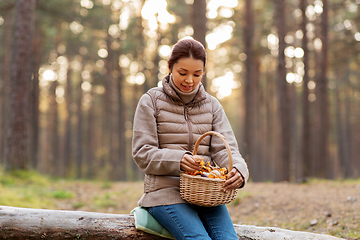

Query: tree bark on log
[[0, 205, 163, 240], [0, 206, 344, 240]]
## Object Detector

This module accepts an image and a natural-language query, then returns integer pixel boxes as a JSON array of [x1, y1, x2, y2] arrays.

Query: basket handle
[[192, 131, 233, 172]]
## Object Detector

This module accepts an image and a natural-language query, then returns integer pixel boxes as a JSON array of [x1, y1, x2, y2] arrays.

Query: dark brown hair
[[168, 39, 206, 72]]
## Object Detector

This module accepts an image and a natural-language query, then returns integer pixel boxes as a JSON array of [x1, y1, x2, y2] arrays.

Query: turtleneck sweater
[[169, 74, 200, 104]]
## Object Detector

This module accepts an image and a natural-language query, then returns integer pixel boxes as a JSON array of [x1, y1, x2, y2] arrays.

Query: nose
[[185, 76, 193, 83]]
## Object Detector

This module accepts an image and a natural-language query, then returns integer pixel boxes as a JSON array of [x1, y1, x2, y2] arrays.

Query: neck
[[169, 74, 199, 104]]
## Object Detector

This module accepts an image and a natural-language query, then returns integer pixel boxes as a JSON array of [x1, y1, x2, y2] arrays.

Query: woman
[[132, 38, 249, 240]]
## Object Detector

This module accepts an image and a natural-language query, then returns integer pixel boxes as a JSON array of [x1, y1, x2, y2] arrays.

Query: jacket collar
[[162, 75, 207, 105]]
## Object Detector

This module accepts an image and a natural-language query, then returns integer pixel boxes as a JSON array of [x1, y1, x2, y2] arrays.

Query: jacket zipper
[[184, 105, 193, 152]]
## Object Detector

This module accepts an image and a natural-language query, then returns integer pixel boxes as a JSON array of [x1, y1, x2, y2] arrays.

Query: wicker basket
[[180, 131, 238, 207]]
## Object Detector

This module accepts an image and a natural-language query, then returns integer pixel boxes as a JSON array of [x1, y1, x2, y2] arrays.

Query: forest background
[[0, 0, 359, 183]]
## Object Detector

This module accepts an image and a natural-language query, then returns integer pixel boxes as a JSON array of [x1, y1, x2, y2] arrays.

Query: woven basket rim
[[180, 172, 225, 183]]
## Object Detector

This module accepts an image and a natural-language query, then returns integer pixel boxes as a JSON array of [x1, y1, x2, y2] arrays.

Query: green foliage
[[101, 181, 112, 189], [0, 168, 50, 187], [0, 168, 143, 213], [229, 190, 251, 206], [0, 169, 72, 208], [72, 202, 86, 210], [92, 192, 118, 210], [49, 190, 73, 199]]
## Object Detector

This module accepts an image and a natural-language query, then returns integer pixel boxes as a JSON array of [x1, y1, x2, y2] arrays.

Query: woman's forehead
[[173, 57, 204, 70]]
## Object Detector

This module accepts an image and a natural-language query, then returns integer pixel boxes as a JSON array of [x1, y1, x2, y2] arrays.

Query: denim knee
[[148, 204, 237, 240]]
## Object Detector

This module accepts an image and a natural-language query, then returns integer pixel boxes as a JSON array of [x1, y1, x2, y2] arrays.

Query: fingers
[[180, 154, 201, 172], [223, 168, 244, 192], [193, 155, 202, 163]]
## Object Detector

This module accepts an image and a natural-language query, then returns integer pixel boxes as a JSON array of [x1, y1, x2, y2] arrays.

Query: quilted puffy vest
[[146, 79, 213, 157]]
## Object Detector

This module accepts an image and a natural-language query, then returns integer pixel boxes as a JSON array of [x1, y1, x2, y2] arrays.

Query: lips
[[181, 85, 193, 91]]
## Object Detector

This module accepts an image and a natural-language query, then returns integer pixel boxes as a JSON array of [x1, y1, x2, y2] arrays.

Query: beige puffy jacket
[[132, 76, 249, 207]]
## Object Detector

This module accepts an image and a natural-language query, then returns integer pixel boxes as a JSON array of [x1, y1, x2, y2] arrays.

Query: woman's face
[[169, 57, 204, 93]]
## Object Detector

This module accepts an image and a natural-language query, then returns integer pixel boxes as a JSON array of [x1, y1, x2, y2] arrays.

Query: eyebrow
[[179, 68, 202, 72]]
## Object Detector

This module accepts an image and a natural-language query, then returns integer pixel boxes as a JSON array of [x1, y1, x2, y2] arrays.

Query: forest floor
[[0, 171, 359, 239], [229, 180, 360, 240]]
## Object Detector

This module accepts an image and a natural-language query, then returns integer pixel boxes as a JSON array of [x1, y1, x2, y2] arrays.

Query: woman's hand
[[223, 168, 244, 192], [180, 154, 201, 172]]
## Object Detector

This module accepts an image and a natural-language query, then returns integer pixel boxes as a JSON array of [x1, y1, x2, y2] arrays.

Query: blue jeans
[[147, 203, 238, 240]]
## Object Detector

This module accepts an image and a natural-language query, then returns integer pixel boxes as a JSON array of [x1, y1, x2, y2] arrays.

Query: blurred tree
[[116, 55, 126, 181], [76, 67, 83, 179], [243, 0, 259, 181], [339, 70, 352, 177], [274, 0, 291, 181], [334, 69, 344, 178], [64, 54, 73, 177], [315, 0, 329, 178], [103, 32, 115, 179], [190, 0, 207, 90], [28, 18, 42, 170], [47, 79, 59, 175], [300, 0, 311, 180], [6, 0, 36, 170], [85, 87, 96, 179], [0, 6, 13, 167]]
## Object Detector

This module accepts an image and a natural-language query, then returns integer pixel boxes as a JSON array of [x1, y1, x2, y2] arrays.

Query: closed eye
[[179, 73, 200, 77]]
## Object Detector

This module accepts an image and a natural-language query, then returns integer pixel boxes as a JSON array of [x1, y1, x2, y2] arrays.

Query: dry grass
[[229, 180, 360, 239]]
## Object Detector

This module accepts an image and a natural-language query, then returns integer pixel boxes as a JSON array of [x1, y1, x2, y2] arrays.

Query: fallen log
[[0, 205, 344, 240], [234, 225, 345, 240]]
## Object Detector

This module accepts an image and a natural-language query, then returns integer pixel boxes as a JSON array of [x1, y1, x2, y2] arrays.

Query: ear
[[168, 61, 171, 73]]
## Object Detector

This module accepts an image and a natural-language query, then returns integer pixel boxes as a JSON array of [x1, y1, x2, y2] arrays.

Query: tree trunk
[[85, 89, 96, 179], [190, 0, 207, 90], [76, 76, 84, 179], [0, 206, 343, 240], [274, 0, 291, 181], [117, 59, 127, 181], [316, 0, 329, 178], [355, 88, 360, 178], [343, 78, 352, 178], [6, 0, 36, 170], [289, 82, 298, 181], [48, 80, 59, 175], [300, 0, 311, 180], [191, 0, 206, 47], [243, 0, 257, 181], [263, 62, 281, 181], [63, 56, 73, 177], [104, 33, 114, 179], [28, 31, 41, 170], [253, 60, 261, 181], [334, 74, 344, 178], [0, 8, 13, 167]]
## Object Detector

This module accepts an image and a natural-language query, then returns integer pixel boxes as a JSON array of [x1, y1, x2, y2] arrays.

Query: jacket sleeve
[[132, 93, 184, 175], [210, 97, 250, 185]]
